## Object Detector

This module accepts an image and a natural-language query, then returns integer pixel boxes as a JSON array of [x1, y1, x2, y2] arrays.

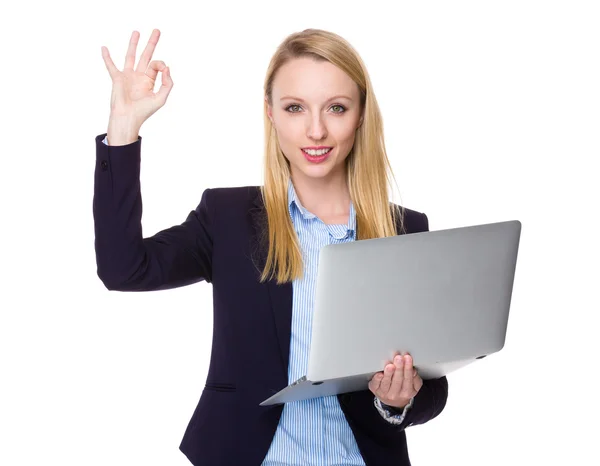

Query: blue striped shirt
[[261, 180, 411, 466]]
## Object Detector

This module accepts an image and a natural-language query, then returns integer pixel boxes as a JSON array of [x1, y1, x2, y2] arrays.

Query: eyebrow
[[280, 94, 353, 102]]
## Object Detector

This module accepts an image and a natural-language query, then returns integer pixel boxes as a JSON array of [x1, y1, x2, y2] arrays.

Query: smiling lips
[[301, 147, 333, 163], [302, 147, 332, 156]]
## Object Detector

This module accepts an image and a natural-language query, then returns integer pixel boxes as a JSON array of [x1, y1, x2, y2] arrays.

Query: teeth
[[303, 148, 332, 156]]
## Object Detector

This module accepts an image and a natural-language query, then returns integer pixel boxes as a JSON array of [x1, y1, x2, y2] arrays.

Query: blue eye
[[285, 104, 346, 114]]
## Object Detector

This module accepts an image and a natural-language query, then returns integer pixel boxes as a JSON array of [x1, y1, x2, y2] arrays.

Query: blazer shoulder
[[393, 203, 429, 234], [200, 186, 262, 228], [204, 185, 261, 206]]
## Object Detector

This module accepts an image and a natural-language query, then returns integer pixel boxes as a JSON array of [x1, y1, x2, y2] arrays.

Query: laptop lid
[[305, 220, 522, 382]]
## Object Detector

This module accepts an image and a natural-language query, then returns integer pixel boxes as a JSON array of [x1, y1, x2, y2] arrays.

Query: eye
[[284, 104, 347, 114]]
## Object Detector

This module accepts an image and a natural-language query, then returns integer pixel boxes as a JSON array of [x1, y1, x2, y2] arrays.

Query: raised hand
[[101, 29, 173, 133]]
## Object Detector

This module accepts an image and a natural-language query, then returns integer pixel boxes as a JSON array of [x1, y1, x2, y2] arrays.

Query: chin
[[303, 170, 333, 180], [294, 163, 342, 181]]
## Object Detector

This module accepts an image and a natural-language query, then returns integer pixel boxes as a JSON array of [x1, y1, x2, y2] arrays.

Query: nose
[[306, 114, 327, 141]]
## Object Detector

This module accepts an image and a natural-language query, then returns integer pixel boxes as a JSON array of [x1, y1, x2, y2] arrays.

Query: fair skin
[[369, 353, 423, 410], [265, 57, 363, 225], [102, 31, 422, 410], [265, 56, 423, 409]]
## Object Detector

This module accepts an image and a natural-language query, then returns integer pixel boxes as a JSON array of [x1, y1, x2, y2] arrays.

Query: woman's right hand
[[101, 29, 173, 132]]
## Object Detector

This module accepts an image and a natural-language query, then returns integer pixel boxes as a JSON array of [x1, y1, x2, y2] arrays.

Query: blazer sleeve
[[93, 133, 214, 291], [338, 375, 448, 443], [337, 211, 449, 442]]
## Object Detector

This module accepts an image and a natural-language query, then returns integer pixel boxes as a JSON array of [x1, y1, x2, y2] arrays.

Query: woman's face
[[266, 57, 363, 183]]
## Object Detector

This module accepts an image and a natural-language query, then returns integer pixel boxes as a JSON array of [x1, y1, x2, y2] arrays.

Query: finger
[[378, 363, 395, 394], [154, 66, 174, 105], [404, 354, 413, 382], [402, 354, 416, 396], [145, 60, 167, 81], [124, 30, 140, 70], [101, 46, 120, 80], [368, 372, 383, 393], [136, 29, 161, 73], [388, 354, 405, 397]]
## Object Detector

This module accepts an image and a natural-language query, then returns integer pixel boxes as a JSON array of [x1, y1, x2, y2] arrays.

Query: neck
[[290, 169, 351, 217]]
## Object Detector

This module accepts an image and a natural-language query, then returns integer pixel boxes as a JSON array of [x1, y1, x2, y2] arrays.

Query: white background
[[1, 0, 598, 465]]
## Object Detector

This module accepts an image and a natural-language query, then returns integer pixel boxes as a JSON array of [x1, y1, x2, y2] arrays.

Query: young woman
[[95, 28, 448, 466]]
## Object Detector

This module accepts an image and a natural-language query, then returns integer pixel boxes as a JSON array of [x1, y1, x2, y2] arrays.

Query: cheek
[[337, 131, 357, 149], [331, 121, 358, 141], [276, 125, 303, 148]]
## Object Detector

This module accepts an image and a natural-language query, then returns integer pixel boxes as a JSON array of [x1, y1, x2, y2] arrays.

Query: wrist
[[381, 397, 411, 411], [107, 115, 141, 146]]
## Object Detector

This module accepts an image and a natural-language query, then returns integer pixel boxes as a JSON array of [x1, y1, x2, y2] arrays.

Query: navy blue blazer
[[93, 134, 448, 466]]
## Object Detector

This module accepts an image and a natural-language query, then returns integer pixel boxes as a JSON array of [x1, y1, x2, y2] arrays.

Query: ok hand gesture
[[101, 29, 173, 129]]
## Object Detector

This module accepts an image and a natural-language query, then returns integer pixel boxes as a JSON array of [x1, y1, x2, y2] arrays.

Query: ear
[[357, 114, 364, 129], [265, 95, 274, 124], [357, 105, 365, 128]]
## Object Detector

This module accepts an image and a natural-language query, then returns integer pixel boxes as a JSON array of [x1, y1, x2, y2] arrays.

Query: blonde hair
[[260, 28, 404, 284]]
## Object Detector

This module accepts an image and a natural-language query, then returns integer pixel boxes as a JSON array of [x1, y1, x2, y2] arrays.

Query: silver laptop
[[259, 220, 521, 406]]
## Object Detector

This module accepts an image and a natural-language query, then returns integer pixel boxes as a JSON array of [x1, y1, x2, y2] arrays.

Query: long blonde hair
[[260, 28, 404, 284]]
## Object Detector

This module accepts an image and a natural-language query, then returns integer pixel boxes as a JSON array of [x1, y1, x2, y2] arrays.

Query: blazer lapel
[[248, 189, 293, 382]]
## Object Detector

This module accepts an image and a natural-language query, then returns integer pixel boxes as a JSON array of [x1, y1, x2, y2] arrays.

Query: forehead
[[272, 57, 358, 100]]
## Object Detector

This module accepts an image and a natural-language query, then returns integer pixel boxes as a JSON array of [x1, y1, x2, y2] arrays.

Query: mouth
[[301, 147, 333, 164], [301, 147, 333, 156]]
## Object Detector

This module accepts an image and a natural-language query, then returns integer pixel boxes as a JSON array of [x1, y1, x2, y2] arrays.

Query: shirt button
[[100, 160, 108, 171]]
